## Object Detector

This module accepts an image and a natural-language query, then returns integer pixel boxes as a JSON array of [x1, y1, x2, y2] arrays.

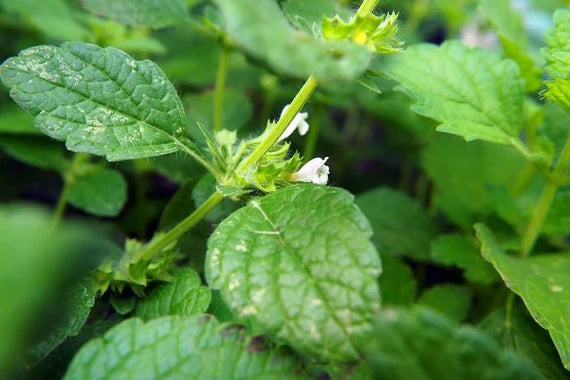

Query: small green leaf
[[378, 254, 417, 306], [0, 105, 38, 134], [28, 281, 95, 364], [151, 153, 206, 184], [418, 284, 471, 322], [68, 168, 127, 217], [81, 0, 189, 28], [0, 42, 190, 161], [382, 40, 525, 146], [544, 186, 570, 237], [476, 224, 570, 370], [206, 184, 381, 362], [282, 0, 352, 34], [192, 174, 240, 223], [431, 233, 499, 285], [360, 307, 542, 380], [478, 0, 542, 92], [355, 187, 435, 260], [213, 0, 372, 81], [543, 9, 570, 112], [135, 268, 211, 320], [64, 315, 305, 379]]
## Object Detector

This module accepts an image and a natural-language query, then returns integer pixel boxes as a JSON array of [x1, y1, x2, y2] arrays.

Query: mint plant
[[0, 0, 569, 378]]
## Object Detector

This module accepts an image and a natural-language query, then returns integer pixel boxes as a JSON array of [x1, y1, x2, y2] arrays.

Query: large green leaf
[[135, 268, 211, 320], [478, 0, 542, 92], [355, 187, 435, 260], [480, 305, 570, 380], [0, 0, 89, 41], [431, 233, 499, 285], [213, 0, 372, 81], [382, 40, 525, 146], [0, 42, 190, 161], [543, 9, 570, 112], [28, 281, 95, 364], [81, 0, 189, 28], [64, 315, 305, 379], [68, 167, 127, 217], [206, 184, 381, 362], [0, 135, 68, 171], [476, 224, 570, 370], [360, 307, 542, 380]]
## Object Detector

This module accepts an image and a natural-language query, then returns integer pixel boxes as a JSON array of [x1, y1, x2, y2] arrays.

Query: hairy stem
[[52, 153, 88, 227], [213, 46, 229, 132], [140, 192, 224, 259], [355, 0, 380, 18], [520, 133, 570, 256], [236, 75, 318, 174]]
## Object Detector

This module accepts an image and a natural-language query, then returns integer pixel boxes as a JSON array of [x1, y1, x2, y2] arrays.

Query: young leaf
[[476, 224, 570, 370], [418, 284, 471, 322], [543, 9, 570, 112], [213, 0, 372, 81], [355, 187, 435, 260], [206, 184, 381, 362], [81, 0, 189, 28], [64, 315, 305, 379], [359, 307, 542, 380], [478, 0, 542, 92], [431, 233, 499, 285], [0, 42, 190, 161], [135, 268, 211, 321], [382, 40, 525, 146], [68, 167, 127, 217]]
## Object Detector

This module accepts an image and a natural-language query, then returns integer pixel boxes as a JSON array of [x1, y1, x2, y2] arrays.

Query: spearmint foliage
[[0, 0, 569, 378]]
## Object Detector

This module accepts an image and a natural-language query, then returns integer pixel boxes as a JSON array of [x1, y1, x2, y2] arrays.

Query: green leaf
[[544, 186, 570, 236], [476, 223, 570, 370], [150, 153, 205, 184], [382, 40, 525, 146], [378, 254, 417, 306], [0, 0, 89, 41], [421, 134, 525, 228], [192, 174, 241, 223], [185, 88, 253, 134], [206, 184, 381, 362], [418, 284, 471, 322], [355, 187, 435, 260], [64, 315, 305, 379], [81, 0, 189, 28], [0, 135, 68, 171], [543, 9, 570, 112], [68, 167, 127, 217], [360, 307, 542, 380], [0, 105, 38, 134], [480, 305, 570, 380], [478, 0, 542, 92], [431, 233, 499, 285], [281, 0, 352, 34], [28, 281, 95, 364], [0, 42, 190, 161], [213, 0, 372, 81], [135, 268, 211, 320]]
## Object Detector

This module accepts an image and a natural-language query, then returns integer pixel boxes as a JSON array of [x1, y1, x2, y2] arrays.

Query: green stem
[[520, 133, 570, 257], [355, 0, 380, 17], [236, 75, 318, 175], [213, 46, 229, 132], [52, 153, 88, 227], [140, 192, 224, 259]]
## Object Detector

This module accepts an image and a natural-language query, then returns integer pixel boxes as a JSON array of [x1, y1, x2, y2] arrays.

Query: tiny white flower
[[290, 157, 329, 185], [277, 104, 309, 142]]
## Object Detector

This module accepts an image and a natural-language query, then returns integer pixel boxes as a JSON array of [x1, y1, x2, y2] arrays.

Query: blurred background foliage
[[0, 0, 569, 377]]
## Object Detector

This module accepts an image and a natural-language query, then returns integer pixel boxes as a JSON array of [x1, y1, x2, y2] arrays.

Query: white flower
[[290, 157, 329, 185], [277, 104, 309, 142]]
